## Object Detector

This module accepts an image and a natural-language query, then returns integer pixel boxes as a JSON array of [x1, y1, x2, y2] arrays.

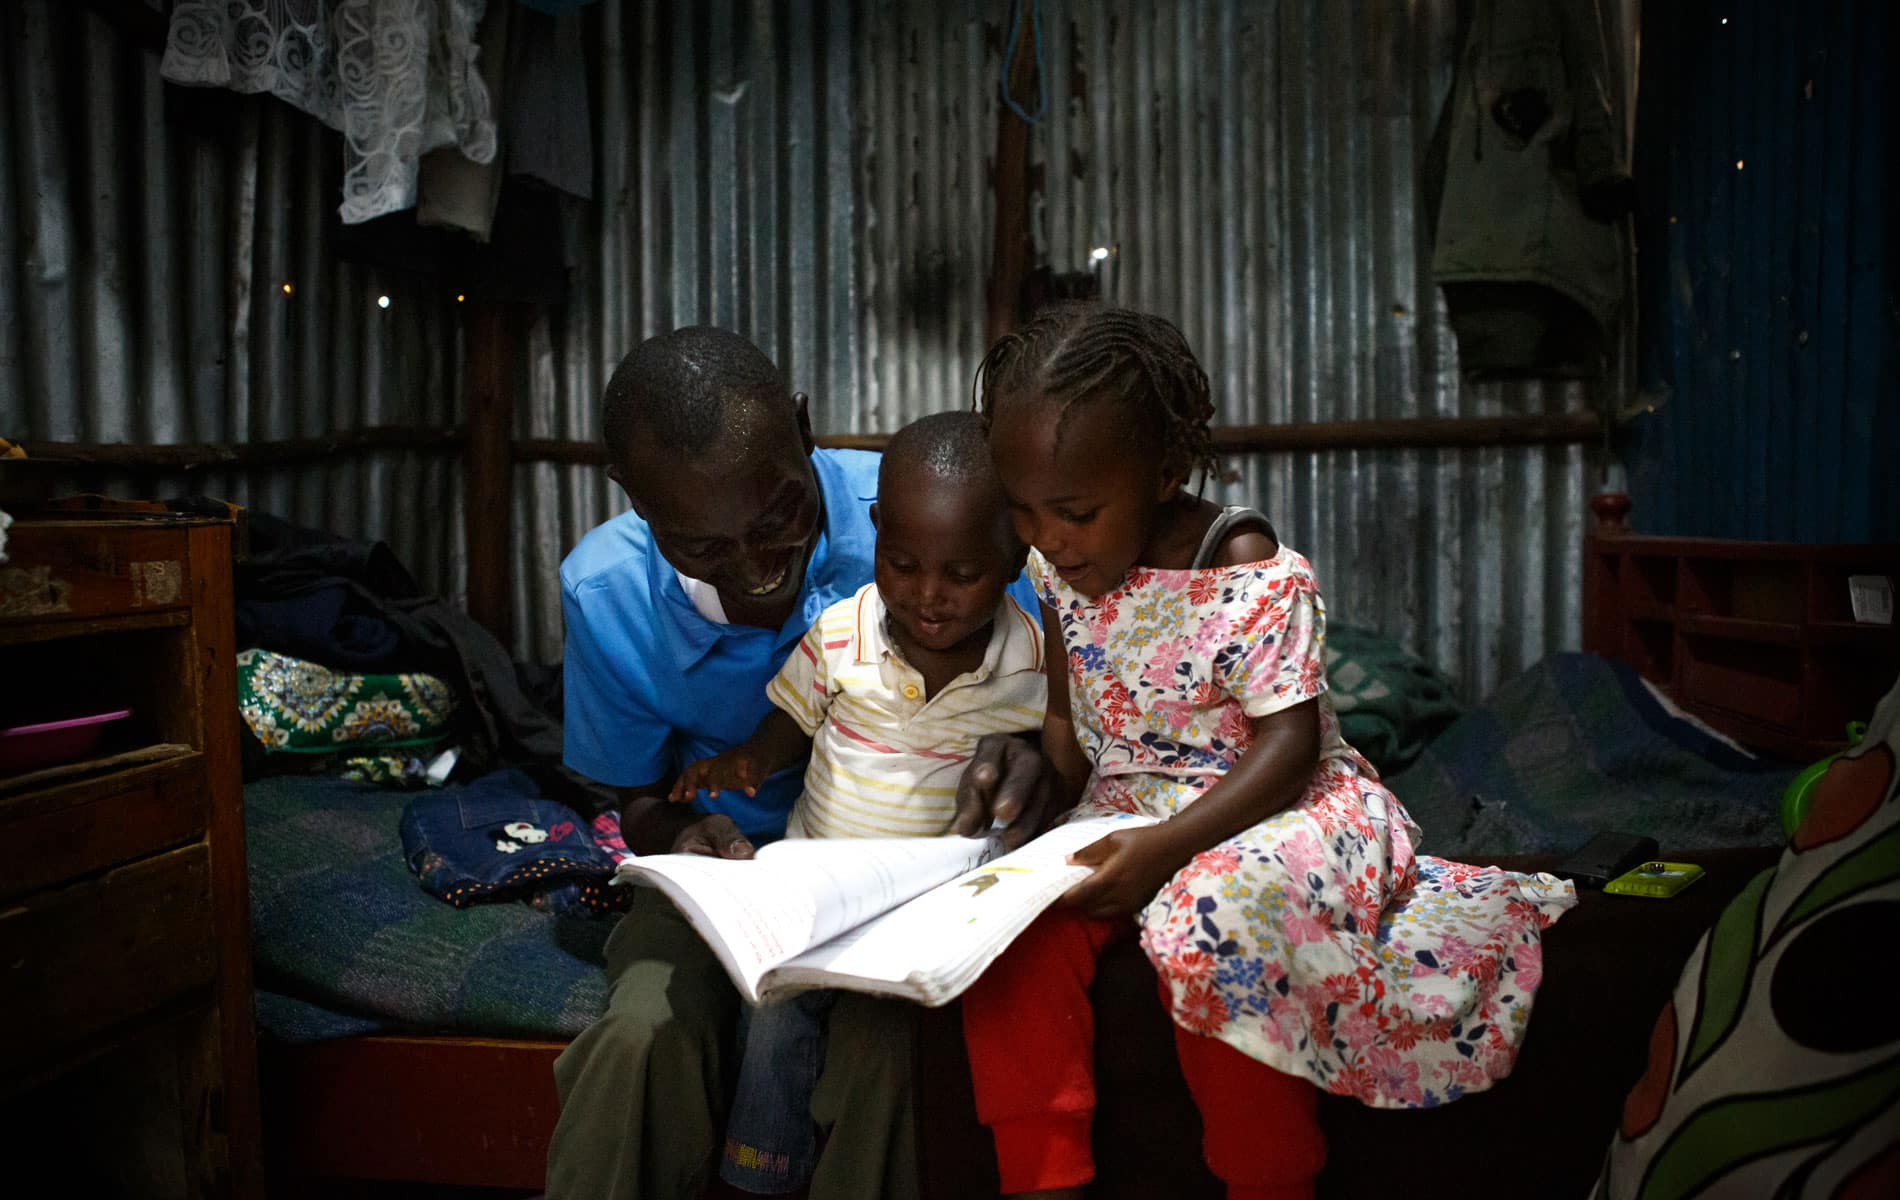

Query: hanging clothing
[[416, 0, 594, 241], [161, 0, 498, 224], [418, 0, 514, 241], [1428, 0, 1633, 375]]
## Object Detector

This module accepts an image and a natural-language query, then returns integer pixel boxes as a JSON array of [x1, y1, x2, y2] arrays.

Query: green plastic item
[[1780, 721, 1869, 839]]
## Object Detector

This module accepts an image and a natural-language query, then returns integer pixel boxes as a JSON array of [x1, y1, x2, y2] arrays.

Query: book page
[[612, 854, 812, 1000], [753, 833, 1000, 945], [614, 833, 998, 1001], [763, 813, 1157, 1005]]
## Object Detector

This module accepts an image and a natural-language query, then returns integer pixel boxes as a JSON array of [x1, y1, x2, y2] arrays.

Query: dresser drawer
[[0, 842, 217, 1074], [0, 523, 193, 622], [0, 754, 208, 901]]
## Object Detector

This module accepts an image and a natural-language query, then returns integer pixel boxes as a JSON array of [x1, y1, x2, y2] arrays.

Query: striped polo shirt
[[768, 583, 1046, 840]]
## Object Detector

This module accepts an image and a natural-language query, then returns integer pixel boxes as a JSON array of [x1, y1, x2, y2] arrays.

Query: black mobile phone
[[1555, 831, 1661, 888]]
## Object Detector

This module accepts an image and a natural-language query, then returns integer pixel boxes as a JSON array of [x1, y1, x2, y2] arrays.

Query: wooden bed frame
[[247, 491, 1898, 1194], [1582, 494, 1900, 761]]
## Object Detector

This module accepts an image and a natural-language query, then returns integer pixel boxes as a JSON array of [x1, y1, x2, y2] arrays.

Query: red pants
[[962, 909, 1325, 1199]]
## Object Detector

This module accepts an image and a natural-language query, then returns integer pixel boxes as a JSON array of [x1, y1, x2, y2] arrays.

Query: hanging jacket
[[1429, 0, 1633, 376]]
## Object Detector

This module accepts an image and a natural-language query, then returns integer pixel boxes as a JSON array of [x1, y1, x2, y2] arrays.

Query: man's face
[[616, 398, 822, 617]]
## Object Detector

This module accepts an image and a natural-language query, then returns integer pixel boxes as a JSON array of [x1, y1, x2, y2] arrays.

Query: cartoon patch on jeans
[[490, 819, 578, 854], [493, 820, 553, 854]]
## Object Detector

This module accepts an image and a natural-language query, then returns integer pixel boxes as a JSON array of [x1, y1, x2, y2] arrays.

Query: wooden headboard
[[1582, 493, 1900, 761]]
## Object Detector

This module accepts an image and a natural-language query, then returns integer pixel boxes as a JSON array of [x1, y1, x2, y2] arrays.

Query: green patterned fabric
[[1592, 678, 1900, 1199], [246, 773, 610, 1042], [342, 752, 441, 787], [1324, 624, 1464, 776], [237, 648, 458, 755]]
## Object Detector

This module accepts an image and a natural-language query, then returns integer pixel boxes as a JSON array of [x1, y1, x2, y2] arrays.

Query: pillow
[[1592, 676, 1900, 1199], [238, 647, 458, 754], [1323, 623, 1463, 776]]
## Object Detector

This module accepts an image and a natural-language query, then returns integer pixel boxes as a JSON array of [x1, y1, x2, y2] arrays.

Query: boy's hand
[[671, 814, 757, 859], [669, 747, 768, 803], [1058, 827, 1186, 919]]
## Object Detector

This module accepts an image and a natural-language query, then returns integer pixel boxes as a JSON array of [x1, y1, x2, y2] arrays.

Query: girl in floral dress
[[959, 304, 1577, 1200]]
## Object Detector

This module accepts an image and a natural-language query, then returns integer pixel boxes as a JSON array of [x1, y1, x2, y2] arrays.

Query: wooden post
[[186, 520, 264, 1198], [987, 3, 1039, 345], [464, 301, 516, 649]]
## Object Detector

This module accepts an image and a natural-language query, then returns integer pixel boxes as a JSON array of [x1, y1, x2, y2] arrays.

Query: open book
[[614, 813, 1157, 1006]]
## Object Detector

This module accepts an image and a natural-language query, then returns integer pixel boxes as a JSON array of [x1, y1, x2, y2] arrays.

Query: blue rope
[[1000, 0, 1047, 124]]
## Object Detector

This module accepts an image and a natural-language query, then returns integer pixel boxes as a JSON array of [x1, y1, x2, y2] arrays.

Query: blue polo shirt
[[561, 449, 880, 837]]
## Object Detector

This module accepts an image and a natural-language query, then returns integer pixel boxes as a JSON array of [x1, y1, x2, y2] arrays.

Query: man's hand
[[1059, 826, 1187, 919], [953, 733, 1057, 851], [668, 747, 768, 802], [670, 813, 757, 859]]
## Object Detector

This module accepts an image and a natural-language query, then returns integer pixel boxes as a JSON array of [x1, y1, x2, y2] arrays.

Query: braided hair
[[973, 303, 1219, 486]]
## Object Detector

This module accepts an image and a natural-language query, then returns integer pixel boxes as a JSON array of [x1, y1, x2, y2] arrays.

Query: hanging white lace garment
[[161, 0, 497, 224]]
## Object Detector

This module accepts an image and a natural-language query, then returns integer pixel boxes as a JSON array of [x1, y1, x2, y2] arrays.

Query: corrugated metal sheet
[[6, 0, 1616, 701], [0, 0, 468, 603], [1628, 0, 1897, 542], [519, 0, 1599, 697], [513, 0, 863, 661], [1020, 0, 1589, 698]]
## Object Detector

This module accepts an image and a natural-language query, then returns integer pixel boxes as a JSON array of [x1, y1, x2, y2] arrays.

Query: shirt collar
[[855, 588, 1044, 684], [649, 450, 877, 671], [852, 584, 893, 665]]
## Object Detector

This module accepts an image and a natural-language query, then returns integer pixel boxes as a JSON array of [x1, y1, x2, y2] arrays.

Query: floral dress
[[1035, 545, 1577, 1108]]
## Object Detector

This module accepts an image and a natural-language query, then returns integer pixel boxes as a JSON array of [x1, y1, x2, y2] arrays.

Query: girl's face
[[988, 395, 1178, 599]]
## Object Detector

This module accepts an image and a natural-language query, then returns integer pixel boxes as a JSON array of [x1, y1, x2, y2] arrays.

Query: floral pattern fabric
[[238, 648, 459, 754], [161, 0, 495, 223], [1033, 546, 1577, 1108]]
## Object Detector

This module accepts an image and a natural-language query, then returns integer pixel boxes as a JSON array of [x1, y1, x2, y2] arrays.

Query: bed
[[254, 499, 1896, 1196]]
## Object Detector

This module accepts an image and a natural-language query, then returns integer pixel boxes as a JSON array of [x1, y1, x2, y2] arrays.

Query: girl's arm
[[1037, 602, 1091, 810], [1146, 700, 1319, 861], [1062, 699, 1320, 918]]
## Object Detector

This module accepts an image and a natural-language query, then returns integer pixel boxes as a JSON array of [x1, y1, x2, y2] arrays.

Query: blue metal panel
[[1629, 0, 1896, 541]]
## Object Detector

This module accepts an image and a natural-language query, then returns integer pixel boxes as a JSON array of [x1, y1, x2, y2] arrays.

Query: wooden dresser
[[0, 504, 261, 1198]]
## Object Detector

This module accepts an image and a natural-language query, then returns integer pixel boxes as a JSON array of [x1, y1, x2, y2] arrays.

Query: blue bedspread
[[246, 773, 610, 1042], [1387, 653, 1796, 858]]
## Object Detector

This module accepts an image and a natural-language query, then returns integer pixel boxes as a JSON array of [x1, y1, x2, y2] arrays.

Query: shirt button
[[902, 684, 920, 700]]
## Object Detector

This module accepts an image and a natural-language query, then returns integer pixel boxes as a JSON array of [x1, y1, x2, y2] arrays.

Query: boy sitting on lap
[[669, 411, 1046, 1194]]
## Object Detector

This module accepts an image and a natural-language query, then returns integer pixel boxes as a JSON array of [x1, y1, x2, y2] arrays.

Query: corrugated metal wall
[[0, 1, 469, 603], [1023, 0, 1589, 700], [512, 0, 862, 661], [6, 0, 1606, 701], [1628, 0, 1897, 542], [520, 0, 1591, 697]]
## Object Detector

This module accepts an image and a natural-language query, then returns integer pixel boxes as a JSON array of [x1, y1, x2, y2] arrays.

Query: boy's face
[[872, 474, 1020, 660], [616, 398, 821, 618]]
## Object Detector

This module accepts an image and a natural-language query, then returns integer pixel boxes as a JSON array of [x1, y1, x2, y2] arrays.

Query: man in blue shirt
[[546, 328, 913, 1200]]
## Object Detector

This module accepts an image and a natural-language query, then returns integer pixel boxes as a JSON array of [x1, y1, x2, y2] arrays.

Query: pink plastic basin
[[0, 709, 134, 775]]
